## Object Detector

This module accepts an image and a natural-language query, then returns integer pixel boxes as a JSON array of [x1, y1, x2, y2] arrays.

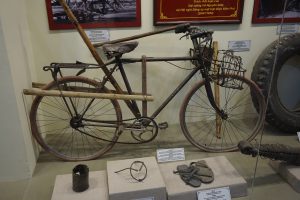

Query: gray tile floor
[[1, 124, 300, 200]]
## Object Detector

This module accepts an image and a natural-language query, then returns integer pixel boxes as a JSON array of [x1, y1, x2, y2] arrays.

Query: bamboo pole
[[31, 82, 152, 95], [93, 25, 180, 47], [57, 0, 141, 117], [57, 0, 104, 65], [32, 82, 45, 88], [142, 55, 147, 117], [213, 41, 222, 139], [23, 88, 154, 101]]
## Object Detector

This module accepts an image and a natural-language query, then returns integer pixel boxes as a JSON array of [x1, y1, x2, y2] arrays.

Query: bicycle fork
[[199, 67, 227, 120], [200, 67, 226, 139]]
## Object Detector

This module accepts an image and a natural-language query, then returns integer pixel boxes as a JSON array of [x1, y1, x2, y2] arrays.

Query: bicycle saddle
[[103, 41, 138, 59]]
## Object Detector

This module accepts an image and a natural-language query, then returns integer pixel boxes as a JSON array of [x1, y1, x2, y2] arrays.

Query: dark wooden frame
[[252, 0, 300, 23], [46, 0, 141, 30], [153, 0, 244, 25]]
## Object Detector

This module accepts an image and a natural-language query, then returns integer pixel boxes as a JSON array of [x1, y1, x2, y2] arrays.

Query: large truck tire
[[251, 33, 300, 133]]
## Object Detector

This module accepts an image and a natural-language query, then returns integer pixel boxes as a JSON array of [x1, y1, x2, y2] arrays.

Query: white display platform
[[107, 156, 167, 200], [270, 161, 300, 193], [159, 156, 247, 200], [51, 171, 108, 200]]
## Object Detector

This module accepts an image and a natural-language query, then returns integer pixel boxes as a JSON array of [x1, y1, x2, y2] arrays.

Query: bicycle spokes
[[30, 77, 122, 161], [180, 74, 264, 152]]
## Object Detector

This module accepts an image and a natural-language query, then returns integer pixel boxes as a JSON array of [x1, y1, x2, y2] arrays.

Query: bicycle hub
[[70, 115, 84, 129]]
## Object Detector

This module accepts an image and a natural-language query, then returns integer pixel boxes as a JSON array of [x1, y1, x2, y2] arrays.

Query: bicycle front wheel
[[180, 74, 265, 152], [30, 76, 122, 161]]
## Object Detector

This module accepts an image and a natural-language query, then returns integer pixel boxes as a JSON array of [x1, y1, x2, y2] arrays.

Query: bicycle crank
[[130, 117, 159, 143]]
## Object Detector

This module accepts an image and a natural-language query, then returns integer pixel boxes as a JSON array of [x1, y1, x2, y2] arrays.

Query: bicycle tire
[[180, 74, 265, 152], [30, 76, 122, 161]]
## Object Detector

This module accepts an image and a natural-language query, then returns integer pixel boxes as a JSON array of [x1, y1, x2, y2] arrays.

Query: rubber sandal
[[174, 165, 201, 187], [191, 161, 214, 184]]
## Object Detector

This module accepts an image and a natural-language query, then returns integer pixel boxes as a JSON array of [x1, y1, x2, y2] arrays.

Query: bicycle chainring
[[130, 117, 158, 143]]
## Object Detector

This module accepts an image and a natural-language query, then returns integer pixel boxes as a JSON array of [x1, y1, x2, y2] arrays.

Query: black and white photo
[[253, 0, 300, 23], [46, 0, 141, 29]]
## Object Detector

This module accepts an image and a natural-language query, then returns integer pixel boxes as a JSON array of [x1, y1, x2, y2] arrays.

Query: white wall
[[26, 0, 282, 124], [0, 0, 37, 181]]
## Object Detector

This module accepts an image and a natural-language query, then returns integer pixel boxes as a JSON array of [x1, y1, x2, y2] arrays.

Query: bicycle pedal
[[158, 122, 168, 130]]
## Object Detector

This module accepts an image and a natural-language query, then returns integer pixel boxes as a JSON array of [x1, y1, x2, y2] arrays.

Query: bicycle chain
[[76, 117, 159, 144]]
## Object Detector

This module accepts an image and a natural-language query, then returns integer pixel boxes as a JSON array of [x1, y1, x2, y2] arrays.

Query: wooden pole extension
[[23, 88, 154, 101], [93, 25, 180, 47], [57, 0, 141, 118], [57, 0, 104, 65], [213, 41, 222, 138], [142, 55, 147, 117]]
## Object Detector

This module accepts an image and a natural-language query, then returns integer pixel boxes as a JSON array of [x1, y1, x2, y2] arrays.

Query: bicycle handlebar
[[174, 23, 191, 34], [174, 23, 213, 40], [190, 31, 214, 40]]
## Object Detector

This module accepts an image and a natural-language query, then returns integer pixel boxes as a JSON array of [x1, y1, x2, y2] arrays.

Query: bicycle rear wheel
[[180, 74, 265, 152], [30, 76, 122, 161]]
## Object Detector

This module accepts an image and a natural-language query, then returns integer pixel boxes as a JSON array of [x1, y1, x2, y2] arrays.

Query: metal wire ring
[[114, 160, 147, 182]]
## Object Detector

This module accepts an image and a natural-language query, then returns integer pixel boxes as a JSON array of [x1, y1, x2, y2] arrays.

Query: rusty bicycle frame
[[23, 0, 266, 161], [36, 0, 224, 122]]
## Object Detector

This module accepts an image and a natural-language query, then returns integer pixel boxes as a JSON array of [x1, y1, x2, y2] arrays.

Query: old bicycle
[[25, 1, 265, 161]]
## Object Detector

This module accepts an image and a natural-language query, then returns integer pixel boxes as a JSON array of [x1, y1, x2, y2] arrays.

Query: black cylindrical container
[[72, 164, 89, 192]]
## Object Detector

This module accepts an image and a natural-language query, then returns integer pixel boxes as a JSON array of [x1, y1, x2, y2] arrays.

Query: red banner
[[154, 0, 244, 25]]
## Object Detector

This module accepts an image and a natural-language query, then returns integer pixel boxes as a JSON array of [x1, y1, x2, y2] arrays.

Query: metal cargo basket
[[213, 50, 246, 90]]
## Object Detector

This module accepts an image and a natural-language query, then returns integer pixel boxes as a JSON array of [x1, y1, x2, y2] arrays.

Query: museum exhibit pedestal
[[107, 156, 167, 200], [51, 171, 108, 200], [159, 156, 247, 200], [270, 161, 300, 193]]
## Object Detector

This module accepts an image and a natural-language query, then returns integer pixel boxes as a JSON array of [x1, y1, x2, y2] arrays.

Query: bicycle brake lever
[[43, 66, 52, 71], [179, 33, 189, 40], [76, 68, 86, 76]]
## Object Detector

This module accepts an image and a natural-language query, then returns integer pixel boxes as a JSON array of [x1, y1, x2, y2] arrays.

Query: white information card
[[197, 187, 231, 200], [86, 30, 110, 43], [277, 24, 299, 35], [156, 148, 185, 163], [228, 40, 251, 52]]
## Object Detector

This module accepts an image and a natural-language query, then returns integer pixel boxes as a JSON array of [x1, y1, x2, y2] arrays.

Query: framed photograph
[[46, 0, 141, 30], [252, 0, 300, 23], [154, 0, 244, 25]]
